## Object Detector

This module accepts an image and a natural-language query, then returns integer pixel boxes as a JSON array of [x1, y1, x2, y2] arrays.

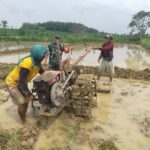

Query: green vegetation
[[113, 34, 141, 44], [99, 140, 118, 150], [127, 10, 150, 49], [141, 38, 150, 49], [0, 28, 146, 44], [128, 11, 150, 39], [0, 28, 106, 43], [21, 21, 99, 34], [0, 125, 39, 150], [0, 21, 102, 43], [0, 19, 150, 49], [0, 126, 22, 150]]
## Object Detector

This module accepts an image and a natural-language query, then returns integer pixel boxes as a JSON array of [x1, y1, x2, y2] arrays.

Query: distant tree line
[[0, 12, 150, 45], [20, 21, 99, 34]]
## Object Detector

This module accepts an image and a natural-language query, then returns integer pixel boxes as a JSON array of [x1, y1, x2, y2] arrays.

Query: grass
[[141, 38, 150, 50], [59, 119, 80, 141], [99, 140, 118, 150], [0, 125, 22, 150], [0, 28, 144, 44], [0, 29, 104, 43], [1, 28, 150, 50]]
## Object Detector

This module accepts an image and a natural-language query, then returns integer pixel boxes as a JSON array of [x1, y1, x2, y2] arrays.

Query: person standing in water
[[95, 35, 115, 83], [5, 44, 48, 125]]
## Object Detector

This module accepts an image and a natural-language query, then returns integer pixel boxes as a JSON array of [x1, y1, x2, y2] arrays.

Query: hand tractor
[[32, 49, 97, 121]]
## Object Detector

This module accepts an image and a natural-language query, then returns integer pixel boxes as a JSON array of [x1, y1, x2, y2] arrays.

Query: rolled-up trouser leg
[[18, 103, 28, 123], [7, 86, 26, 105], [7, 86, 29, 123]]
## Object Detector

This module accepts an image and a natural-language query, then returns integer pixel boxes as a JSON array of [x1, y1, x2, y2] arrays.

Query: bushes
[[141, 38, 150, 49], [0, 28, 150, 48], [0, 33, 104, 43], [113, 35, 140, 44]]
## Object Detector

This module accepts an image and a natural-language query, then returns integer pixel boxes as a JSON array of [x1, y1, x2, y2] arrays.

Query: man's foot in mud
[[102, 82, 112, 86], [36, 116, 49, 129], [107, 82, 112, 86], [22, 122, 31, 128], [21, 119, 36, 128]]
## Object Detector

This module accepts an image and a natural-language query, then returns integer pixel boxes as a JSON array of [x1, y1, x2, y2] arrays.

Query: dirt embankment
[[0, 63, 150, 83], [0, 63, 150, 89], [78, 65, 150, 81]]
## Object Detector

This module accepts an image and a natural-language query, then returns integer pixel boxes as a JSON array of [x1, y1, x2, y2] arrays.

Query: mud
[[0, 63, 15, 80], [33, 112, 118, 150], [78, 65, 150, 81], [0, 63, 150, 87], [0, 127, 39, 150], [0, 90, 9, 105], [0, 63, 15, 88], [0, 78, 149, 150], [0, 65, 150, 150], [140, 118, 150, 138]]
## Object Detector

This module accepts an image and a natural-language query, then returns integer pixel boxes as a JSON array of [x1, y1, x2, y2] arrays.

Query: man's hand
[[92, 47, 96, 50], [97, 59, 100, 63], [25, 95, 34, 103]]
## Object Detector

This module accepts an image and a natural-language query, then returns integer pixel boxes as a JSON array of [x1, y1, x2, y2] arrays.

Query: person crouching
[[5, 44, 48, 125]]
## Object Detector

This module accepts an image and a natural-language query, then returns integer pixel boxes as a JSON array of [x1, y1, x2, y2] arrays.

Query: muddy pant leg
[[18, 103, 28, 123], [109, 76, 112, 82], [109, 61, 114, 83], [97, 74, 100, 80]]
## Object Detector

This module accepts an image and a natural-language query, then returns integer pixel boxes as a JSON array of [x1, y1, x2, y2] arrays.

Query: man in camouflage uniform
[[48, 36, 64, 70]]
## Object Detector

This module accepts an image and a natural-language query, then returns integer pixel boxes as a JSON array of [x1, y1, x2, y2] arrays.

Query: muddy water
[[0, 78, 150, 150], [0, 44, 150, 70], [0, 41, 47, 51], [0, 42, 150, 149], [0, 99, 37, 129], [92, 79, 150, 150], [33, 78, 150, 150]]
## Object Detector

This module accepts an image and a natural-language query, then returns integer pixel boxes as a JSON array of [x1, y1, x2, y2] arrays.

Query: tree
[[128, 11, 150, 39], [18, 28, 26, 35], [1, 20, 8, 29], [1, 20, 8, 35]]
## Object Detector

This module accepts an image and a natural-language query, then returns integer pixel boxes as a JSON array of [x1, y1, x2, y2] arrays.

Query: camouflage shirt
[[48, 42, 64, 64]]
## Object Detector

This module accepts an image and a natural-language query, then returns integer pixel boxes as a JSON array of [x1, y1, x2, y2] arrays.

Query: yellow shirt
[[6, 57, 40, 87]]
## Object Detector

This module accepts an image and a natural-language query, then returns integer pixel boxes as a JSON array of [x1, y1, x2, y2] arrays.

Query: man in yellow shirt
[[6, 44, 48, 125]]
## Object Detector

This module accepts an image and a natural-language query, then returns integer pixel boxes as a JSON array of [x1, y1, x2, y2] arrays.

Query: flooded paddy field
[[0, 43, 150, 150], [0, 43, 150, 70], [0, 78, 150, 150]]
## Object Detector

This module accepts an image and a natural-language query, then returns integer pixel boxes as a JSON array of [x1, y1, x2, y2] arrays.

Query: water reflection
[[0, 44, 150, 70], [125, 45, 150, 70], [0, 41, 48, 51]]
